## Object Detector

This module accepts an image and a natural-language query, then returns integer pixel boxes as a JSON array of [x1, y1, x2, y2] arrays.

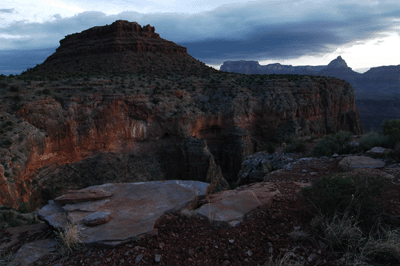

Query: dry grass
[[264, 251, 305, 266], [311, 211, 400, 265], [0, 251, 14, 266], [56, 223, 84, 255]]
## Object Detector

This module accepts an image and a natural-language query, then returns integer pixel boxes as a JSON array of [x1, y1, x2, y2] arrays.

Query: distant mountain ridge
[[220, 56, 400, 97], [220, 56, 358, 75]]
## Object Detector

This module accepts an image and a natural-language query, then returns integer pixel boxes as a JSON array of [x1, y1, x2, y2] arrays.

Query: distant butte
[[23, 20, 215, 76]]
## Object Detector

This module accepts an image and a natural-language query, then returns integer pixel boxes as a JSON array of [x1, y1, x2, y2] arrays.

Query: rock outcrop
[[323, 56, 350, 69], [38, 179, 284, 247], [22, 20, 215, 76], [197, 182, 280, 226], [338, 155, 386, 172], [38, 180, 208, 247]]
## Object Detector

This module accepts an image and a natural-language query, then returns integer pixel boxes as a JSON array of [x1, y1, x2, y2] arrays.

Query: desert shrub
[[10, 103, 21, 112], [0, 82, 8, 89], [310, 131, 355, 157], [358, 131, 391, 152], [381, 118, 400, 147], [1, 139, 12, 147], [394, 142, 400, 161], [6, 218, 23, 228], [3, 121, 13, 127], [13, 95, 22, 101], [9, 85, 19, 92], [301, 173, 385, 230], [284, 138, 307, 153], [266, 142, 275, 154], [17, 202, 31, 213], [307, 134, 318, 142], [42, 88, 51, 95]]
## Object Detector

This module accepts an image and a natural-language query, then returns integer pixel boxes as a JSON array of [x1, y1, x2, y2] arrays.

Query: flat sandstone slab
[[38, 180, 208, 247], [197, 182, 280, 225], [54, 188, 113, 205]]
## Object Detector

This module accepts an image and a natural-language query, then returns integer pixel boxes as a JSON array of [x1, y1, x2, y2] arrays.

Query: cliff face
[[55, 20, 186, 56], [0, 74, 363, 208]]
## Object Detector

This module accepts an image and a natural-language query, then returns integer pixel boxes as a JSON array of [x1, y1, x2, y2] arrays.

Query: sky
[[1, 0, 400, 75]]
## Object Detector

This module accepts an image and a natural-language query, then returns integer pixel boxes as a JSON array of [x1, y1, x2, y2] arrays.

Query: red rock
[[54, 188, 113, 205], [23, 20, 214, 76]]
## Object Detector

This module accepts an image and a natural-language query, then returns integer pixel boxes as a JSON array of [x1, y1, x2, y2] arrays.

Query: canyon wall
[[0, 76, 363, 208]]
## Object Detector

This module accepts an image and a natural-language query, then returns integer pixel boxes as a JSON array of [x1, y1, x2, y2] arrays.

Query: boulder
[[338, 155, 385, 172], [38, 180, 208, 247], [237, 151, 297, 185], [197, 182, 280, 226], [366, 147, 394, 158], [83, 211, 111, 226], [9, 239, 58, 266]]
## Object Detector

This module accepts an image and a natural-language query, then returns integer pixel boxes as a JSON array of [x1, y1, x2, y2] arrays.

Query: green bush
[[18, 202, 31, 213], [310, 131, 355, 157], [0, 82, 7, 88], [3, 121, 13, 127], [266, 142, 275, 154], [381, 118, 400, 147], [394, 142, 400, 161], [2, 139, 12, 147], [9, 85, 19, 92], [358, 131, 391, 152], [284, 138, 307, 153], [301, 173, 385, 230]]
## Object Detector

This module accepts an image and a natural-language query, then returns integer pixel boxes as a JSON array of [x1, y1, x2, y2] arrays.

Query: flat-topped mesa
[[56, 20, 187, 55], [22, 20, 213, 76]]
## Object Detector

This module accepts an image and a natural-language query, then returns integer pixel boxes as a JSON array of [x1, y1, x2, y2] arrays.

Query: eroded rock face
[[0, 75, 364, 207]]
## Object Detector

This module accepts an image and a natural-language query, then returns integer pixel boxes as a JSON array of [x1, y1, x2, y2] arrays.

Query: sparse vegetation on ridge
[[300, 173, 400, 265]]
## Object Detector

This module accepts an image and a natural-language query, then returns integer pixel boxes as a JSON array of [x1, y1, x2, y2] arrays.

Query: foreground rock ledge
[[197, 182, 280, 226], [38, 180, 208, 247]]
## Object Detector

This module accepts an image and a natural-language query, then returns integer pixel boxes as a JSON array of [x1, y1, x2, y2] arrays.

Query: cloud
[[0, 0, 399, 69], [0, 8, 15, 13], [0, 48, 56, 75]]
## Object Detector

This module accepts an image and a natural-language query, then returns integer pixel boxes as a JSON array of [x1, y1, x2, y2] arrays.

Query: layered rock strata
[[0, 75, 363, 208], [22, 20, 215, 76]]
